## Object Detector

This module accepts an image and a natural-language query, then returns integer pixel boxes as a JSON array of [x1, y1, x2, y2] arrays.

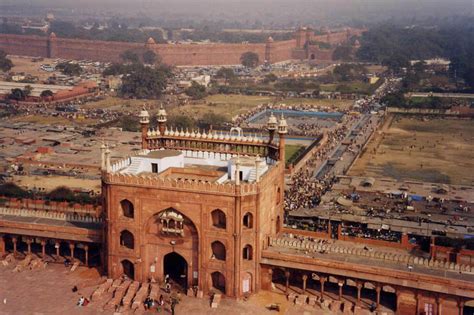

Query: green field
[[285, 144, 305, 163], [321, 81, 380, 95], [170, 94, 353, 123]]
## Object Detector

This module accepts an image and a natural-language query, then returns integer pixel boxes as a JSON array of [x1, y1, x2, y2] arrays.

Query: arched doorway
[[310, 53, 316, 60], [211, 271, 226, 294], [164, 252, 188, 291], [121, 259, 135, 280]]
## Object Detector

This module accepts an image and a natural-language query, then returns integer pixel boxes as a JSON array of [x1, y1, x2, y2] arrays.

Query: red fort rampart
[[0, 28, 363, 66]]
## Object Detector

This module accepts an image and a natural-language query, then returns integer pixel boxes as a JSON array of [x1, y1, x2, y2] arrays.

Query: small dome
[[267, 36, 274, 43], [147, 37, 156, 45], [139, 109, 149, 118], [49, 32, 57, 38], [278, 114, 288, 128]]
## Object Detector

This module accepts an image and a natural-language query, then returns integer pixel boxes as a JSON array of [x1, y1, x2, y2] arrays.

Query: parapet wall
[[103, 172, 258, 196]]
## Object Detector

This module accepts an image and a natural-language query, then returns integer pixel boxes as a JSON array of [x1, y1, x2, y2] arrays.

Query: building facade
[[102, 109, 287, 297]]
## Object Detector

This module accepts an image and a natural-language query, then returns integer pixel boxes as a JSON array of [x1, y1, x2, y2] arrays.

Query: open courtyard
[[349, 115, 474, 186], [0, 262, 335, 315]]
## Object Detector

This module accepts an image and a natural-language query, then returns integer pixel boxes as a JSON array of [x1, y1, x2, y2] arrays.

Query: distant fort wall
[[0, 29, 361, 66]]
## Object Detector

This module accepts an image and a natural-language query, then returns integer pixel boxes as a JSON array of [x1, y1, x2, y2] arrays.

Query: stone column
[[436, 295, 442, 315], [284, 270, 290, 293], [12, 236, 17, 255], [320, 276, 327, 297], [84, 244, 89, 266], [338, 280, 344, 300], [41, 240, 46, 257], [458, 299, 464, 315], [375, 285, 381, 310], [0, 234, 5, 254], [26, 238, 32, 254], [69, 242, 75, 261], [356, 282, 363, 304], [415, 291, 420, 315], [302, 274, 308, 294], [55, 241, 60, 257]]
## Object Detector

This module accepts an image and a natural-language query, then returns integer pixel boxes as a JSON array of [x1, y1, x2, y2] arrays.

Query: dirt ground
[[13, 175, 101, 193], [8, 56, 61, 81], [10, 115, 98, 126], [0, 263, 331, 315], [349, 115, 474, 186]]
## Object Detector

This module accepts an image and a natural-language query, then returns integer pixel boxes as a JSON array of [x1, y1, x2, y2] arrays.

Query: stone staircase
[[121, 158, 142, 174]]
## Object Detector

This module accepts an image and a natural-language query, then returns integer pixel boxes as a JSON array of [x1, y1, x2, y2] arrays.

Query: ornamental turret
[[277, 114, 288, 161], [139, 107, 150, 149], [267, 112, 278, 144], [157, 104, 167, 135]]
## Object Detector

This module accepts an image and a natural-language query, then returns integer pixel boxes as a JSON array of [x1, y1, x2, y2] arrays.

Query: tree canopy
[[143, 50, 160, 65], [0, 50, 13, 72], [185, 81, 207, 100], [240, 51, 259, 68], [120, 50, 140, 63], [56, 62, 82, 76], [119, 64, 172, 99], [215, 67, 236, 85]]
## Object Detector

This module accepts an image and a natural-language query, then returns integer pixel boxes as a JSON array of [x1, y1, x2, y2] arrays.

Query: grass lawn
[[170, 94, 352, 122], [321, 81, 379, 95], [285, 144, 305, 163]]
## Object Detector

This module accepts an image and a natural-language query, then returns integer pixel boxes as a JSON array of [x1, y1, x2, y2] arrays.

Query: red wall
[[0, 34, 48, 57], [0, 30, 359, 66]]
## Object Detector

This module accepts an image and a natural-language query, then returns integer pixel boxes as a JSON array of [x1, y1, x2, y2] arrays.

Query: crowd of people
[[284, 115, 357, 212]]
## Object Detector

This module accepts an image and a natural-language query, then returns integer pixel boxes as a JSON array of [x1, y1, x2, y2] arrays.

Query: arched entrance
[[164, 252, 188, 291], [211, 271, 226, 294], [121, 259, 135, 280]]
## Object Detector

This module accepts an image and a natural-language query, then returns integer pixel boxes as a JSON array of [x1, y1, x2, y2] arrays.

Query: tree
[[40, 90, 54, 99], [185, 81, 207, 100], [333, 64, 367, 81], [8, 88, 26, 101], [332, 45, 354, 61], [240, 51, 259, 68], [198, 112, 227, 129], [143, 50, 160, 65], [263, 73, 278, 84], [118, 115, 140, 132], [381, 92, 405, 107], [23, 85, 33, 97], [120, 50, 140, 63], [56, 62, 82, 76], [215, 67, 236, 85], [0, 182, 31, 198], [168, 114, 195, 129], [382, 54, 409, 73], [47, 186, 75, 202], [120, 64, 171, 99], [0, 50, 13, 72]]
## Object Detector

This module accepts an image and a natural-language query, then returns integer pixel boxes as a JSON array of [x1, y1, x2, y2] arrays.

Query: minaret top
[[157, 104, 167, 123], [267, 112, 278, 131], [139, 107, 150, 124], [278, 114, 288, 134]]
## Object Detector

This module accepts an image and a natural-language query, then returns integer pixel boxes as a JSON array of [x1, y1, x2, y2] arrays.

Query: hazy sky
[[1, 0, 473, 27]]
